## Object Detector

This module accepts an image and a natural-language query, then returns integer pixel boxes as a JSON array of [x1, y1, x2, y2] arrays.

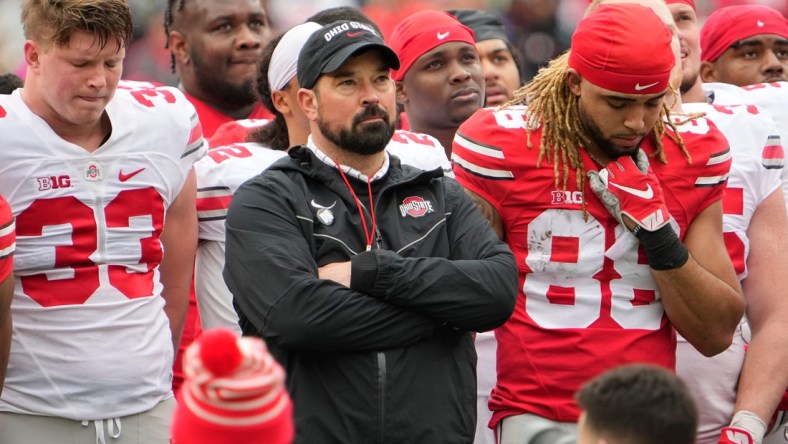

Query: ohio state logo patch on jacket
[[399, 196, 435, 217], [399, 196, 435, 218]]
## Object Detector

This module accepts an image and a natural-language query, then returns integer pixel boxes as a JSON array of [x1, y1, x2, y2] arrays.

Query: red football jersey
[[207, 118, 271, 148], [452, 106, 731, 425], [0, 196, 14, 282], [185, 95, 273, 139]]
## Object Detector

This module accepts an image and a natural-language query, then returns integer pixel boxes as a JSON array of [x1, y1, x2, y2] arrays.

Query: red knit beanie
[[171, 328, 294, 444], [568, 3, 675, 95], [701, 5, 788, 62]]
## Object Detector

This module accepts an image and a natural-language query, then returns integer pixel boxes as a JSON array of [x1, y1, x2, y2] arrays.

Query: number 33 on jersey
[[0, 82, 206, 307]]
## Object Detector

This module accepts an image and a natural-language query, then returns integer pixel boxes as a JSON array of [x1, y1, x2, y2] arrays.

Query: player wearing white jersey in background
[[669, 2, 788, 443], [195, 141, 286, 334], [0, 1, 204, 443], [704, 81, 788, 163], [693, 4, 788, 214], [196, 21, 453, 334]]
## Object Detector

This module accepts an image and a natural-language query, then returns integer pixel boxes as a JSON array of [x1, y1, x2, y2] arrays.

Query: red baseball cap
[[568, 3, 674, 95], [701, 5, 788, 62], [388, 10, 476, 81]]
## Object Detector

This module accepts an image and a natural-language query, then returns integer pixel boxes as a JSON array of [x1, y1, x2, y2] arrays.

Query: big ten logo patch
[[551, 190, 583, 205], [37, 175, 72, 191]]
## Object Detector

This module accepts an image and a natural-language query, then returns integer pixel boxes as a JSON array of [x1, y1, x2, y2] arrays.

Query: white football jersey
[[706, 82, 788, 144], [0, 84, 206, 420], [195, 143, 287, 332], [677, 101, 783, 444], [705, 82, 788, 213], [196, 143, 288, 242], [684, 102, 783, 281], [387, 130, 453, 177]]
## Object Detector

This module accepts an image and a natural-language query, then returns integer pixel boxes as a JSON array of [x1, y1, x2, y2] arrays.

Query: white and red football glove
[[718, 426, 755, 444], [720, 410, 769, 444], [587, 149, 670, 232]]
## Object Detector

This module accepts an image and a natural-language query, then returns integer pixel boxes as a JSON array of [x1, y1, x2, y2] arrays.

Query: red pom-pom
[[199, 328, 243, 377]]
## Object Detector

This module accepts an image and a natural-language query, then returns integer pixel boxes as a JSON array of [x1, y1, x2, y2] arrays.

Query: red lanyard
[[334, 160, 377, 251]]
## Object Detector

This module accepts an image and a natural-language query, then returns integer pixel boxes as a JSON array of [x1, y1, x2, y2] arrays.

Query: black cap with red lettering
[[297, 20, 400, 89]]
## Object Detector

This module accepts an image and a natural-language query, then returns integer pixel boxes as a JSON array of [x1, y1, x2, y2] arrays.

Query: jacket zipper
[[357, 200, 384, 250], [338, 166, 436, 252], [375, 226, 383, 250], [377, 351, 386, 444]]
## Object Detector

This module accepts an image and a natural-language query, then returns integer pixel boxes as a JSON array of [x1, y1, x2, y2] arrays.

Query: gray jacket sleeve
[[350, 177, 518, 332], [224, 173, 436, 352]]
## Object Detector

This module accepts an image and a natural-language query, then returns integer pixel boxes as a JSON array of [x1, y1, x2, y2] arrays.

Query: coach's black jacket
[[224, 145, 517, 444]]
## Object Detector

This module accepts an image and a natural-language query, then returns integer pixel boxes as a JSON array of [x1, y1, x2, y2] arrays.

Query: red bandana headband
[[701, 5, 788, 62], [388, 10, 476, 81], [568, 3, 675, 95]]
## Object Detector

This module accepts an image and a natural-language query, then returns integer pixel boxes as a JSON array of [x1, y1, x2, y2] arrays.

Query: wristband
[[730, 410, 767, 444], [634, 223, 689, 270]]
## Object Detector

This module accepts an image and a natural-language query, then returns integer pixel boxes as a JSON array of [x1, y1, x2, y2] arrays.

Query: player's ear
[[272, 90, 290, 116], [566, 68, 583, 97], [168, 30, 190, 66], [396, 81, 408, 104], [297, 87, 319, 121], [699, 61, 718, 83], [24, 41, 41, 70]]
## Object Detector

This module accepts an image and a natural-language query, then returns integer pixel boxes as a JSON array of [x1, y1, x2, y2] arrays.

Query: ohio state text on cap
[[297, 20, 400, 89]]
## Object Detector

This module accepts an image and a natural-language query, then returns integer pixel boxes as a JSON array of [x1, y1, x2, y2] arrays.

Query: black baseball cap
[[448, 9, 509, 43], [297, 20, 400, 89]]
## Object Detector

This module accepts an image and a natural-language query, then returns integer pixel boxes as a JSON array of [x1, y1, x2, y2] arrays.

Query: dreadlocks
[[502, 51, 690, 199], [164, 0, 186, 73]]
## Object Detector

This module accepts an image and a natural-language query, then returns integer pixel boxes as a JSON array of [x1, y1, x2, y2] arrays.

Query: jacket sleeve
[[224, 172, 437, 352], [350, 178, 518, 332]]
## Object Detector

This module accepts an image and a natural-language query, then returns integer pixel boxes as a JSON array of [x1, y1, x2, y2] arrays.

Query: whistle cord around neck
[[333, 160, 377, 252]]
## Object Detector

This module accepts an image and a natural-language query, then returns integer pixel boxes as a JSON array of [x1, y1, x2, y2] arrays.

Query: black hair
[[306, 6, 382, 35], [248, 33, 289, 151], [507, 41, 527, 85], [576, 364, 698, 444], [0, 73, 24, 95], [164, 0, 187, 73]]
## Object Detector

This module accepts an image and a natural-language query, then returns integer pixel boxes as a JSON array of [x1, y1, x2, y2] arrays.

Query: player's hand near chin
[[587, 148, 670, 233], [588, 148, 688, 271]]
